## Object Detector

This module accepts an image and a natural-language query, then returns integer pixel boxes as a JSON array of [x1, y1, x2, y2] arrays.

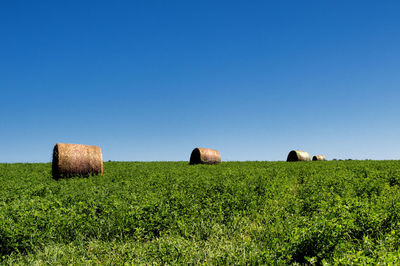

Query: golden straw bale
[[190, 147, 221, 165], [312, 155, 326, 161], [52, 143, 103, 179], [286, 150, 311, 162]]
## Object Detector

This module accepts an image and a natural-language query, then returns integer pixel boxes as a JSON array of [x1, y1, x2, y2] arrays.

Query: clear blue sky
[[1, 0, 399, 162]]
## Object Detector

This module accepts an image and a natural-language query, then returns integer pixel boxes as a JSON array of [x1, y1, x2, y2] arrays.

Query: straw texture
[[190, 148, 221, 165], [52, 143, 103, 179], [312, 155, 326, 161], [286, 150, 311, 162]]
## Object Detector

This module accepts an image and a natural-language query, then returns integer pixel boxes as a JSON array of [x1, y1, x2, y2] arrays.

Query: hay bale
[[312, 155, 326, 161], [190, 147, 221, 165], [286, 150, 311, 162], [52, 143, 103, 179]]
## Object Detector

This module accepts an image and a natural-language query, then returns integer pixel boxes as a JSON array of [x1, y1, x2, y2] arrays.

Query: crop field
[[1, 161, 400, 264]]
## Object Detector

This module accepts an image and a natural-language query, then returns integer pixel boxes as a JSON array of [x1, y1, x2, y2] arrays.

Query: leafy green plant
[[1, 160, 400, 264]]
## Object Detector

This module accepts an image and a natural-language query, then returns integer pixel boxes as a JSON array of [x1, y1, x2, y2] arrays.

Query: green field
[[1, 161, 400, 264]]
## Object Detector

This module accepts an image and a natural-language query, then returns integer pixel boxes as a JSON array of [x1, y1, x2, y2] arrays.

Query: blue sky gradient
[[1, 0, 399, 162]]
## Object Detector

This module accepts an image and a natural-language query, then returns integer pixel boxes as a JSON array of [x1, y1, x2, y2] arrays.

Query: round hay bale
[[52, 143, 103, 179], [312, 155, 326, 161], [190, 147, 221, 165], [286, 150, 311, 162]]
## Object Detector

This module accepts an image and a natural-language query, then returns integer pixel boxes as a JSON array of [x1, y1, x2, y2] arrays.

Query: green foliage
[[1, 160, 400, 264]]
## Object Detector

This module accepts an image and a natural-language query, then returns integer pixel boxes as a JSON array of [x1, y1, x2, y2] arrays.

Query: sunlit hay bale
[[286, 150, 311, 162], [52, 143, 103, 179], [189, 147, 221, 165], [312, 155, 326, 161]]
